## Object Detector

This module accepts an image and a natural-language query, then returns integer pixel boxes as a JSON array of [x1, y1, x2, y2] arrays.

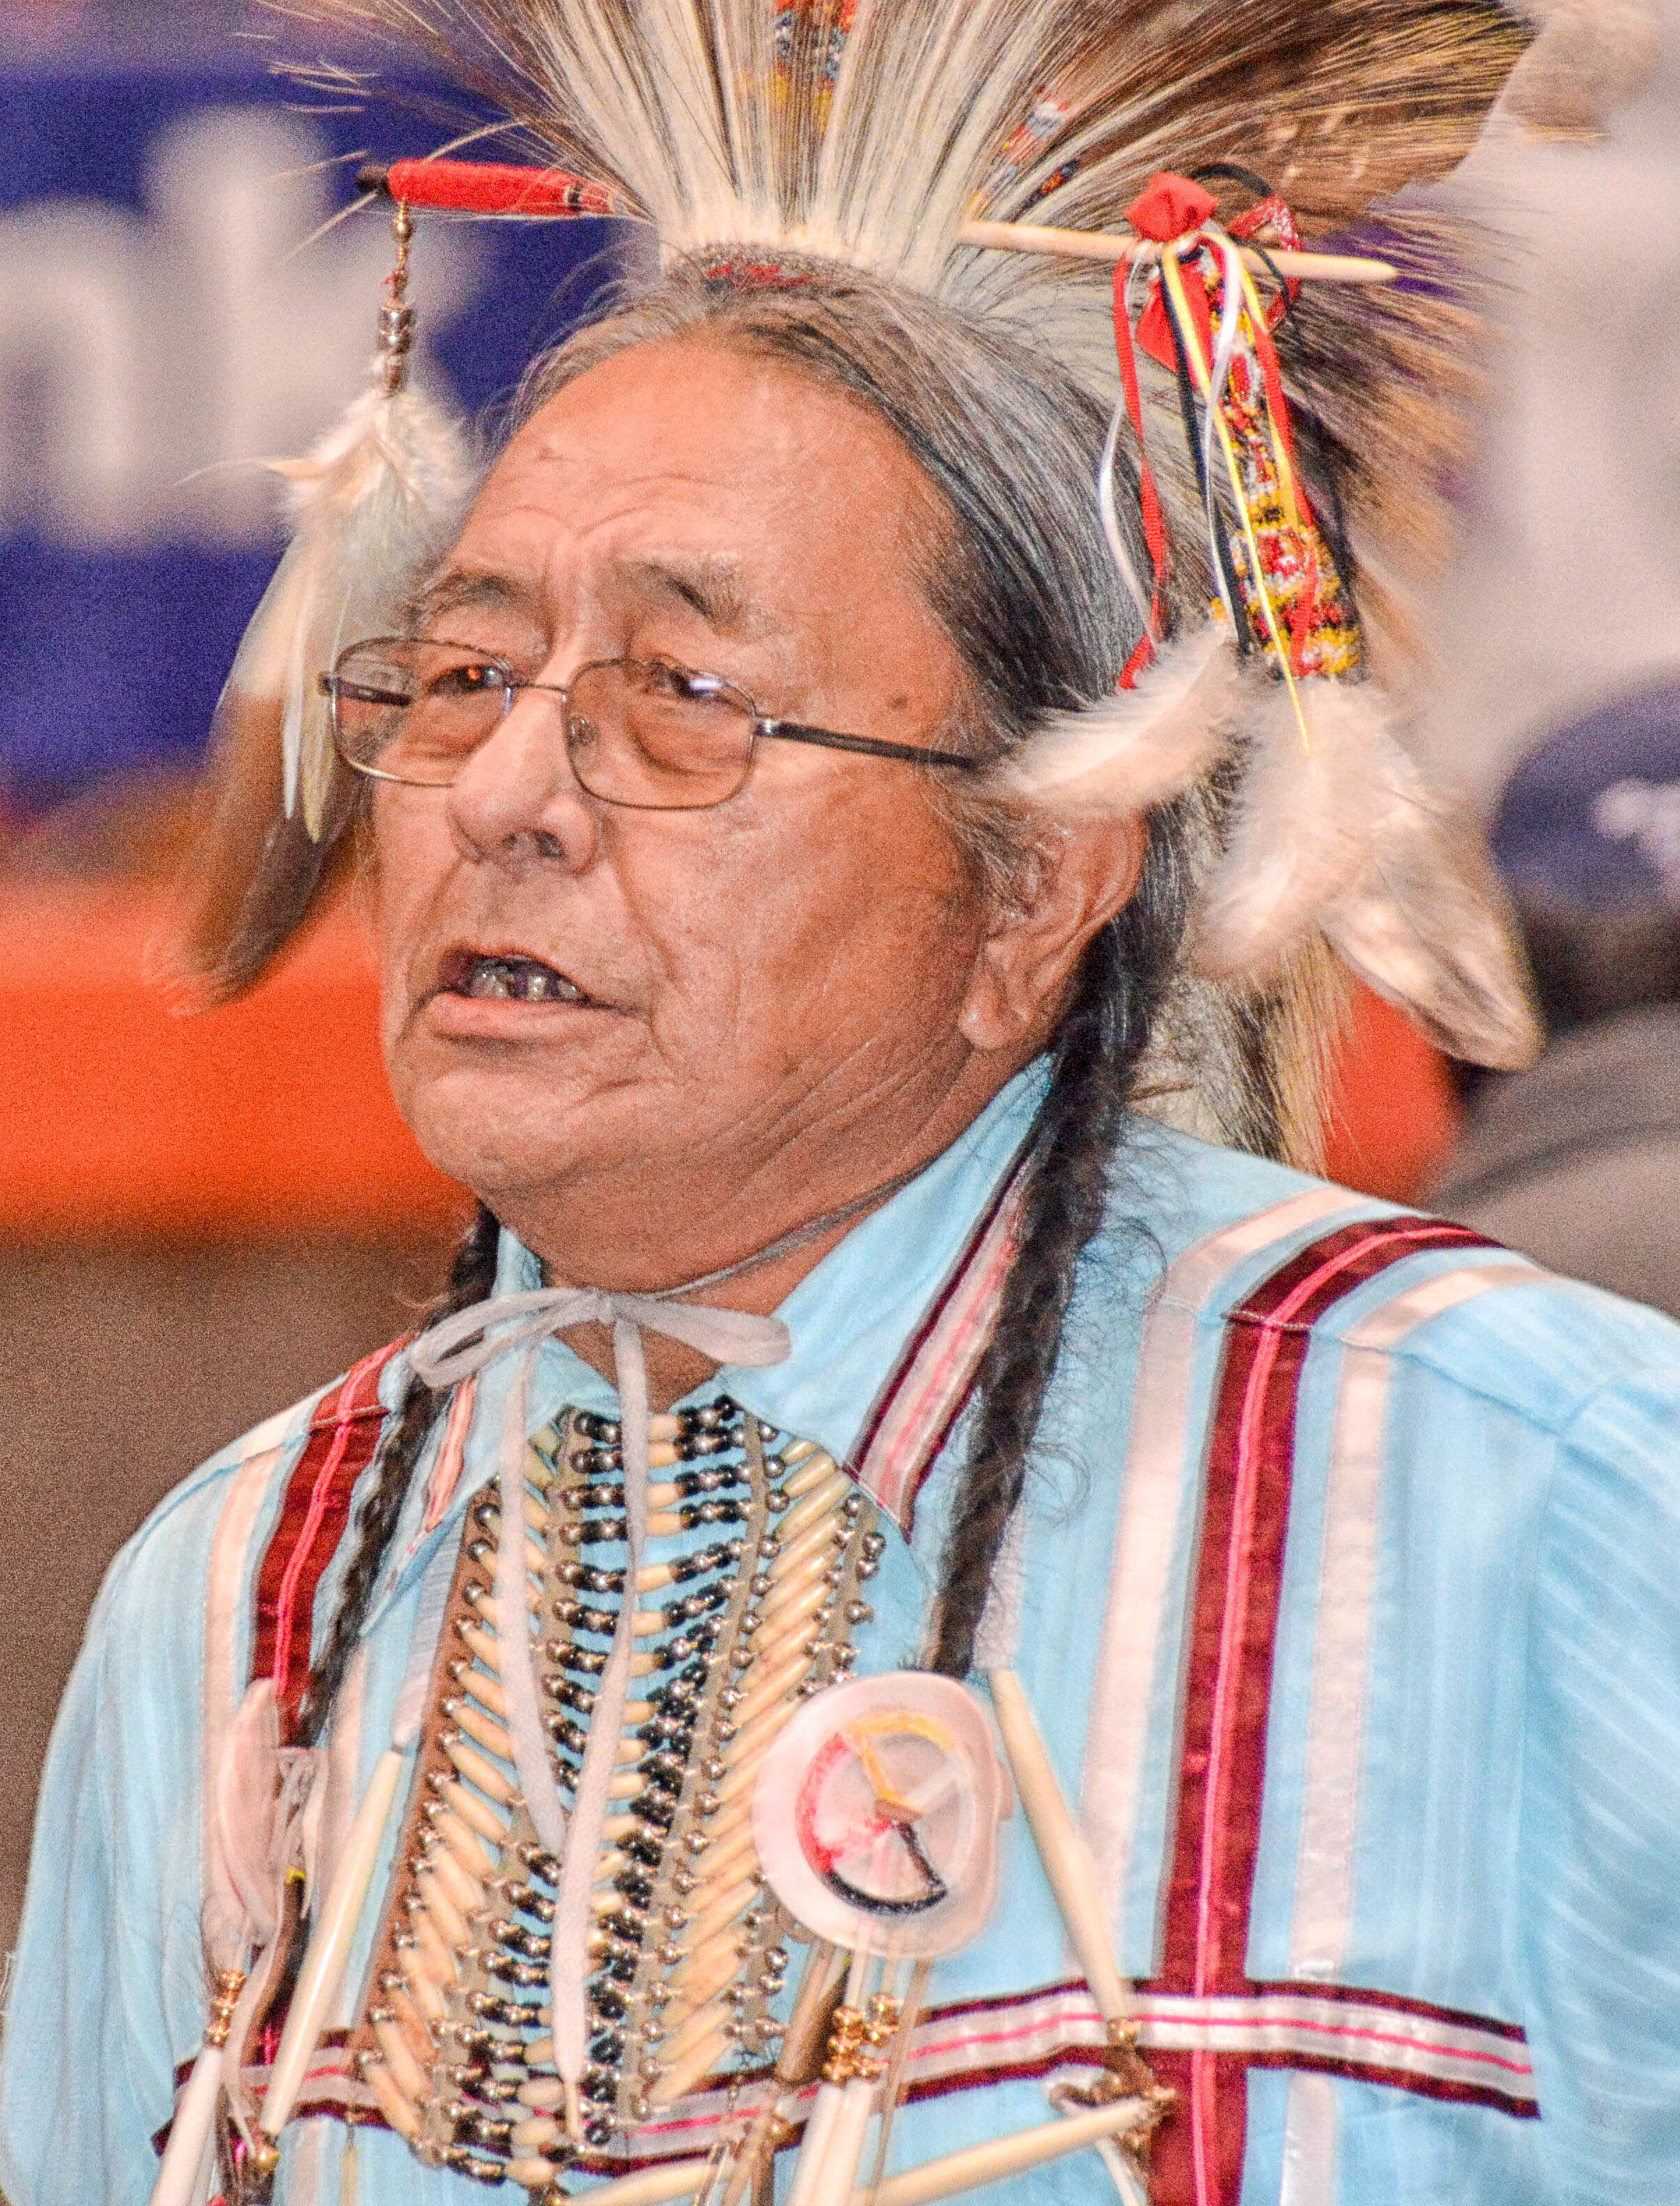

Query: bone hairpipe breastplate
[[348, 1399, 884, 2185]]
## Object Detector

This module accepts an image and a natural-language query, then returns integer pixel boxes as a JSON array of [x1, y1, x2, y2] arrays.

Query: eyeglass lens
[[330, 639, 760, 810]]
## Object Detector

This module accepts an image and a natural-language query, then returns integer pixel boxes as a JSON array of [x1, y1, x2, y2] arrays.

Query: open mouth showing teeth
[[446, 952, 589, 1005]]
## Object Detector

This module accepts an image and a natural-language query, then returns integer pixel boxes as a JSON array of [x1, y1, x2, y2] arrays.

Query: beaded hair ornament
[[183, 0, 1575, 1063]]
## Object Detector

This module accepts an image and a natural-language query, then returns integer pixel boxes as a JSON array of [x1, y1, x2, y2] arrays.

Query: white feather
[[1320, 734, 1542, 1070], [1194, 676, 1389, 982], [994, 629, 1232, 819], [218, 377, 472, 838]]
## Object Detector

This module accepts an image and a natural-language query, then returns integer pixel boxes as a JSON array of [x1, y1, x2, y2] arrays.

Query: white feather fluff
[[1194, 675, 1389, 982], [1320, 734, 1542, 1069], [993, 628, 1233, 819], [220, 378, 472, 838]]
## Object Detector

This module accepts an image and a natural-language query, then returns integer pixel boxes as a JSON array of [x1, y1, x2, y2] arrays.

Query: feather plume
[[1320, 736, 1542, 1069], [315, 0, 1527, 281], [176, 377, 471, 999], [276, 0, 1535, 793], [1193, 674, 1389, 981], [993, 628, 1232, 819]]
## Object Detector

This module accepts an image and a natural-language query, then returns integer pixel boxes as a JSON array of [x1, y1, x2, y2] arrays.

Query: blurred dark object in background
[[1432, 680, 1680, 1316]]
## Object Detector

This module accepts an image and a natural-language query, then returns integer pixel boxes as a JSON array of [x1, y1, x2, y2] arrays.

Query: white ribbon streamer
[[410, 1285, 791, 2138]]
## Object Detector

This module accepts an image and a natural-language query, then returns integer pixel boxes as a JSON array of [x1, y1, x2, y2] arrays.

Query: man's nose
[[445, 686, 601, 871]]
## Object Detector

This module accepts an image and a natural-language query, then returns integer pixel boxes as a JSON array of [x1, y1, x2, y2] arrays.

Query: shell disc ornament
[[753, 1671, 1010, 1958]]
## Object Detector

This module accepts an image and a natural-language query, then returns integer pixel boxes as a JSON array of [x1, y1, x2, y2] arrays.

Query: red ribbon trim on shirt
[[1145, 1216, 1495, 2205], [248, 1343, 403, 1741]]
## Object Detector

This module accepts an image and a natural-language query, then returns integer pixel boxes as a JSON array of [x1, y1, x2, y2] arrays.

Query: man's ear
[[957, 817, 1147, 1054]]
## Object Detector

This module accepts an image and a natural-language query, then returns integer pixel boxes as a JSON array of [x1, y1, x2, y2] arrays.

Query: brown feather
[[167, 688, 358, 1004]]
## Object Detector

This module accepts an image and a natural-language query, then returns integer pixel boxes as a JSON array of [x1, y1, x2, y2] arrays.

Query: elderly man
[[4, 3, 1678, 2204]]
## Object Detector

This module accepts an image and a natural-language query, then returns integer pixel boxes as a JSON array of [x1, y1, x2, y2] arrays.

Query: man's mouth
[[438, 949, 592, 1007]]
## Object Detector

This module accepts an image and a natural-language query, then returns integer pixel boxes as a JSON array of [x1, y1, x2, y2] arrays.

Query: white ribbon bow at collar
[[409, 1283, 791, 2142]]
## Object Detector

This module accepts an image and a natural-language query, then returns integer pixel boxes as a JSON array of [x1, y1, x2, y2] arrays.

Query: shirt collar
[[488, 1060, 1049, 1530]]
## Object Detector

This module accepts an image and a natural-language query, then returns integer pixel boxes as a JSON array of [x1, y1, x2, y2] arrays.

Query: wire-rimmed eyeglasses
[[319, 637, 977, 812]]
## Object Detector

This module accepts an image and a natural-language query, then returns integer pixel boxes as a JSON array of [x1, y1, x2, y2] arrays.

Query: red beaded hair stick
[[357, 159, 1395, 285]]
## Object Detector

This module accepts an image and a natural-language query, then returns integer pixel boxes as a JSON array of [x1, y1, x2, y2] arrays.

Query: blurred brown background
[[0, 1232, 453, 1947]]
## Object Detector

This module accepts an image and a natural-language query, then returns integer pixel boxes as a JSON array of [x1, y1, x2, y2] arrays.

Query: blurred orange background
[[0, 877, 1457, 1235]]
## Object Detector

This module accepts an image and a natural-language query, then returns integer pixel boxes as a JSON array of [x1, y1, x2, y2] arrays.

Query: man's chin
[[391, 1058, 647, 1205]]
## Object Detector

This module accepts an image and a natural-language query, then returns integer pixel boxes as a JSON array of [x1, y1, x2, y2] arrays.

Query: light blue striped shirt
[[5, 1064, 1680, 2205]]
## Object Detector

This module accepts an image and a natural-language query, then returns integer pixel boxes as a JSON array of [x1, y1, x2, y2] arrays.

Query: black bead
[[504, 1881, 556, 1924], [488, 1916, 550, 1962], [516, 1842, 562, 1885], [666, 1540, 743, 1586], [484, 1953, 548, 1989], [557, 1601, 618, 1636], [452, 2112, 514, 2150], [463, 2074, 523, 2106], [444, 2146, 513, 2184], [682, 1498, 748, 1528]]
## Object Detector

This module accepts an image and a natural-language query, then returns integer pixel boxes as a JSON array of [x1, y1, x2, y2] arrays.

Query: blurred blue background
[[0, 11, 629, 818]]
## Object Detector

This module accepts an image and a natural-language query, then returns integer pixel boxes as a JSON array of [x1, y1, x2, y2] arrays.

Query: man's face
[[368, 334, 997, 1256]]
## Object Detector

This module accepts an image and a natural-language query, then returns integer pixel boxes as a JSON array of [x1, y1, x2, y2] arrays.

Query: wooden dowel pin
[[985, 1669, 1131, 2032], [859, 2093, 1155, 2206], [960, 216, 1395, 284]]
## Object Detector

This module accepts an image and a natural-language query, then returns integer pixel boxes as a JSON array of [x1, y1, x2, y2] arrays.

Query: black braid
[[927, 810, 1191, 1679], [295, 1203, 501, 1748]]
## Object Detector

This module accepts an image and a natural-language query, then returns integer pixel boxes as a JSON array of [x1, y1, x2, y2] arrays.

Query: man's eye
[[646, 660, 727, 704], [426, 661, 504, 699]]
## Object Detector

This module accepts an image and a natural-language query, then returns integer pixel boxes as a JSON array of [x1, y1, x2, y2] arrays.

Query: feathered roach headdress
[[181, 0, 1571, 1137]]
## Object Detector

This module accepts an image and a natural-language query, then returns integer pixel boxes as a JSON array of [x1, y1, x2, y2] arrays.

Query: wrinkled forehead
[[443, 334, 949, 630]]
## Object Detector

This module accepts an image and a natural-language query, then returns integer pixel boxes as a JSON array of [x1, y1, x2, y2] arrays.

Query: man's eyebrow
[[406, 568, 535, 632], [404, 555, 764, 636], [616, 554, 758, 633]]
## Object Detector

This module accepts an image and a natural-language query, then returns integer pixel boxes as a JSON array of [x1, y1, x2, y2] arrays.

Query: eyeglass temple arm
[[758, 719, 976, 771], [314, 674, 976, 775]]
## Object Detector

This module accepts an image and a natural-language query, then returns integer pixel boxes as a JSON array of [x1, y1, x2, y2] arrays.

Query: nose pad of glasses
[[566, 711, 601, 764]]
